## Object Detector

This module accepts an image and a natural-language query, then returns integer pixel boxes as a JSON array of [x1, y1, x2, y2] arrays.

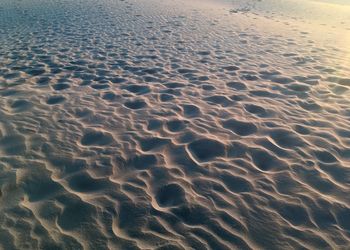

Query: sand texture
[[0, 0, 350, 249]]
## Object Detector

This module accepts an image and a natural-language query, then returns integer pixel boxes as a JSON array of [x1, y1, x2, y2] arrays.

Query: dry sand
[[0, 0, 350, 249]]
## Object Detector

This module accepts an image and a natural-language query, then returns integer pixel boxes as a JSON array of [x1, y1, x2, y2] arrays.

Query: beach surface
[[0, 0, 350, 249]]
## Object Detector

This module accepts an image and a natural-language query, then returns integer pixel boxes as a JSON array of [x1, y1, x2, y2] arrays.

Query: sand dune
[[0, 0, 350, 249]]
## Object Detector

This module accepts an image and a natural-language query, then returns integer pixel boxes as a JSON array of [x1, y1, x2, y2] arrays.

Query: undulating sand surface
[[1, 0, 350, 249]]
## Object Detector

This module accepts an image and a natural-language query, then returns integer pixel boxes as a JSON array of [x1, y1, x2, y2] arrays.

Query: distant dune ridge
[[0, 0, 350, 249]]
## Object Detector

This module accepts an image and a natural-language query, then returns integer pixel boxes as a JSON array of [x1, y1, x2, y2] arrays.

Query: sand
[[0, 0, 350, 249]]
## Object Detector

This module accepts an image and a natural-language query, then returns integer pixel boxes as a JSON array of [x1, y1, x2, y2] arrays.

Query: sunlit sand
[[0, 0, 350, 249]]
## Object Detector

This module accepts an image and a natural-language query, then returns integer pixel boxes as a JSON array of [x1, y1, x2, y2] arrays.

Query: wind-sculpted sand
[[0, 0, 350, 249]]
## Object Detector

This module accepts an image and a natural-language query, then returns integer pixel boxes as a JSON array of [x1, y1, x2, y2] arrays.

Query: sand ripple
[[0, 0, 350, 249]]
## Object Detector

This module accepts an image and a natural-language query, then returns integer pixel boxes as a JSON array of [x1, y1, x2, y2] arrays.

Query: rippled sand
[[1, 0, 350, 249]]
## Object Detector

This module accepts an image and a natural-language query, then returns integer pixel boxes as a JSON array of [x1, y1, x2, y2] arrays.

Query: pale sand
[[0, 0, 350, 249]]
